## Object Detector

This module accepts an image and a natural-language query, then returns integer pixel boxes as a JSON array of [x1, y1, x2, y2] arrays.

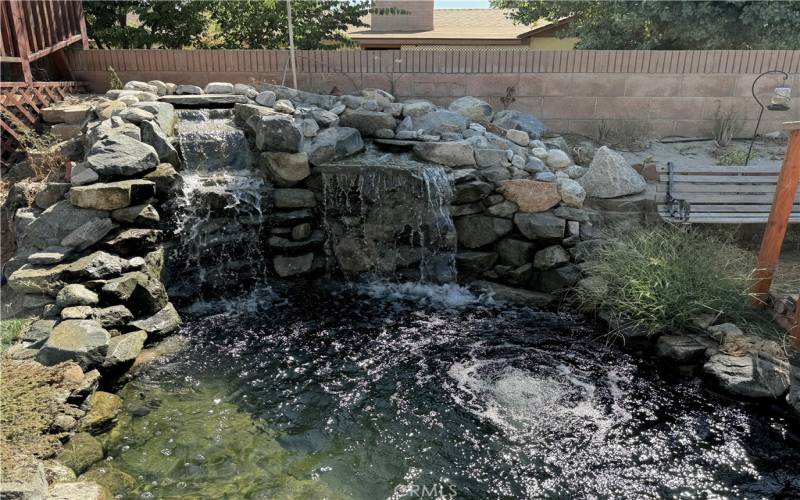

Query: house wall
[[528, 37, 580, 50], [69, 49, 800, 138]]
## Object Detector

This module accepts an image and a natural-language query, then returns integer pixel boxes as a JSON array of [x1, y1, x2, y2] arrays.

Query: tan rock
[[499, 180, 561, 213]]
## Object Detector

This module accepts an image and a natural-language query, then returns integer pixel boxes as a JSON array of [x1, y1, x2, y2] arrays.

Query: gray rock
[[103, 330, 147, 367], [111, 204, 160, 226], [56, 284, 99, 308], [414, 110, 469, 135], [85, 135, 159, 178], [298, 118, 319, 138], [130, 302, 182, 337], [292, 223, 312, 241], [117, 107, 154, 124], [565, 165, 587, 179], [474, 148, 509, 168], [268, 230, 324, 253], [494, 238, 535, 267], [100, 272, 143, 302], [455, 252, 498, 273], [556, 178, 586, 208], [492, 110, 546, 139], [656, 335, 710, 363], [144, 163, 181, 199], [448, 96, 494, 123], [60, 218, 117, 252], [69, 179, 155, 211], [22, 319, 56, 343], [234, 83, 258, 99], [453, 180, 493, 204], [304, 127, 364, 166], [85, 118, 141, 148], [402, 100, 435, 118], [139, 120, 179, 166], [310, 108, 339, 128], [506, 129, 530, 147], [545, 149, 572, 170], [340, 110, 397, 137], [450, 203, 484, 217], [147, 80, 168, 96], [47, 481, 112, 500], [274, 253, 314, 277], [486, 200, 518, 218], [473, 280, 553, 307], [255, 114, 303, 153], [70, 163, 100, 186], [101, 228, 162, 257], [788, 365, 800, 417], [274, 99, 296, 114], [18, 200, 108, 253], [524, 157, 546, 173], [537, 263, 581, 293], [374, 128, 394, 139], [8, 251, 128, 295], [61, 305, 93, 320], [0, 461, 48, 499], [455, 215, 513, 249], [412, 141, 476, 167], [534, 171, 556, 182], [260, 151, 310, 187], [92, 305, 134, 328], [204, 82, 234, 94], [274, 188, 316, 208], [34, 182, 70, 209], [514, 212, 566, 240], [552, 206, 600, 223], [124, 80, 158, 93], [255, 90, 277, 107], [533, 245, 570, 270], [579, 146, 647, 198], [704, 353, 790, 398], [36, 319, 110, 369], [175, 84, 203, 95]]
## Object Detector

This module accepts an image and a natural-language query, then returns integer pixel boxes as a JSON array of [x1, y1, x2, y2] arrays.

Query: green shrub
[[717, 149, 755, 166], [1, 319, 31, 353], [577, 225, 780, 339]]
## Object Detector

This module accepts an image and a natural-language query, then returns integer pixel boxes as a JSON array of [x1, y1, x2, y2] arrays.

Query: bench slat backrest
[[656, 163, 799, 224]]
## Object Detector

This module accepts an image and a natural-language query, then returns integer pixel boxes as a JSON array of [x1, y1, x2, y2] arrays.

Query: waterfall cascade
[[167, 109, 272, 299], [318, 150, 457, 283]]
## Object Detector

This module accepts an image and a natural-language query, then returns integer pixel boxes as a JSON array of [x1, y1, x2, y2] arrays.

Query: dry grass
[[595, 119, 652, 151], [711, 106, 743, 147]]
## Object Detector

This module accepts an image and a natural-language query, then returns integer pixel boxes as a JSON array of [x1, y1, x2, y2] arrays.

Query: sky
[[435, 0, 492, 8]]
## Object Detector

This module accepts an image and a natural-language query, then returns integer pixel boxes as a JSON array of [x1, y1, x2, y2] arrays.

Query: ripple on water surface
[[97, 282, 800, 499]]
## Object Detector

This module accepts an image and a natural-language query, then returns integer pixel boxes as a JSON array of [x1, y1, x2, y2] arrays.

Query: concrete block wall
[[69, 49, 800, 139]]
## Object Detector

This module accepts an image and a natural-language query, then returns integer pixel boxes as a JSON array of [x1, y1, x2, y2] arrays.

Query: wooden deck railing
[[1, 0, 89, 82]]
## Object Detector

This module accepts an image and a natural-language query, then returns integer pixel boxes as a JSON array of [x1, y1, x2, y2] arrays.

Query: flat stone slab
[[158, 94, 247, 107], [472, 280, 553, 307]]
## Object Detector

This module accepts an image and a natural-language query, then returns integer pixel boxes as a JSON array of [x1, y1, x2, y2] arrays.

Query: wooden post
[[8, 0, 32, 83], [750, 121, 800, 306], [76, 0, 89, 49], [793, 297, 800, 347]]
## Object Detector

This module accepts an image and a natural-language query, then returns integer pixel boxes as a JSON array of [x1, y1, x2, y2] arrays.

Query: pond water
[[97, 283, 800, 499]]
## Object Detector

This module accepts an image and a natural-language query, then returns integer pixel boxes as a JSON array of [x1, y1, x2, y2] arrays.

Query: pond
[[94, 282, 800, 499]]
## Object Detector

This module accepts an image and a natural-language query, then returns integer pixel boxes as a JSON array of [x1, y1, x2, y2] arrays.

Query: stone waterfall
[[317, 154, 457, 283], [167, 109, 271, 299]]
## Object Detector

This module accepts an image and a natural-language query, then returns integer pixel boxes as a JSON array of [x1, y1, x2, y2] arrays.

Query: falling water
[[167, 110, 271, 300], [319, 150, 457, 282]]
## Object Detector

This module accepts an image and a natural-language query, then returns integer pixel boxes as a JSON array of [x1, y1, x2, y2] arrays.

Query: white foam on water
[[358, 281, 492, 308]]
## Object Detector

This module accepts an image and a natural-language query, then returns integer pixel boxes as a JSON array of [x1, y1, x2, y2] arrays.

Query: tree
[[84, 1, 211, 49], [491, 1, 800, 50], [208, 0, 369, 49]]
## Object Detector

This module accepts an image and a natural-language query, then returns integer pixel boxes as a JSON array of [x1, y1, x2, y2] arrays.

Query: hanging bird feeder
[[746, 70, 791, 165]]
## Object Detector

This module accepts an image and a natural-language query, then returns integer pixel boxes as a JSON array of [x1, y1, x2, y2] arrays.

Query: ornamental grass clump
[[578, 224, 779, 338]]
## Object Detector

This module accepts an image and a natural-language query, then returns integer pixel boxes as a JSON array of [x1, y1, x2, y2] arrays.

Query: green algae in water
[[97, 381, 341, 499]]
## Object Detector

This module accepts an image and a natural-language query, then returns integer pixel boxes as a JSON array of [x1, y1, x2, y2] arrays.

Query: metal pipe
[[746, 70, 789, 165]]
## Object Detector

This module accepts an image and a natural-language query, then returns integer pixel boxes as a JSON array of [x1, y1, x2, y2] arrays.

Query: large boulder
[[339, 110, 397, 137], [499, 180, 561, 213], [17, 200, 108, 253], [412, 141, 476, 168], [448, 96, 494, 123], [492, 110, 546, 139], [703, 353, 790, 398], [556, 178, 586, 208], [454, 215, 513, 249], [494, 238, 535, 267], [304, 127, 364, 166], [36, 319, 110, 369], [130, 302, 182, 337], [131, 101, 176, 135], [514, 212, 566, 240], [85, 135, 158, 178], [255, 114, 303, 153], [578, 146, 646, 198], [69, 180, 155, 211], [414, 110, 469, 135], [259, 151, 310, 186], [8, 251, 128, 295], [139, 120, 179, 166]]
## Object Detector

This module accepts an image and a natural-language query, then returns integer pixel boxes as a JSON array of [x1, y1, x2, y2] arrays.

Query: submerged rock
[[81, 391, 123, 434], [57, 433, 104, 475], [473, 280, 553, 307]]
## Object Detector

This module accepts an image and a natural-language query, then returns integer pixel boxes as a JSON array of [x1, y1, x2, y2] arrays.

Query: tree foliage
[[491, 1, 800, 50], [84, 0, 371, 50]]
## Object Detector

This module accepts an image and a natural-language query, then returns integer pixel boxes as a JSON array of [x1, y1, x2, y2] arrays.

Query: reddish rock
[[499, 180, 561, 213]]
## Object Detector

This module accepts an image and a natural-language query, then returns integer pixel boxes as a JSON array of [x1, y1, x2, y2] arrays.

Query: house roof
[[347, 9, 555, 42]]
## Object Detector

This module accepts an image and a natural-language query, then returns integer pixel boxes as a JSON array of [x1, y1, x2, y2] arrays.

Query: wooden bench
[[657, 163, 800, 224]]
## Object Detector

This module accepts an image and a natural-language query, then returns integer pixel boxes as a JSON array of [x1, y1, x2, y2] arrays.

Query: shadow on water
[[97, 282, 800, 499]]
